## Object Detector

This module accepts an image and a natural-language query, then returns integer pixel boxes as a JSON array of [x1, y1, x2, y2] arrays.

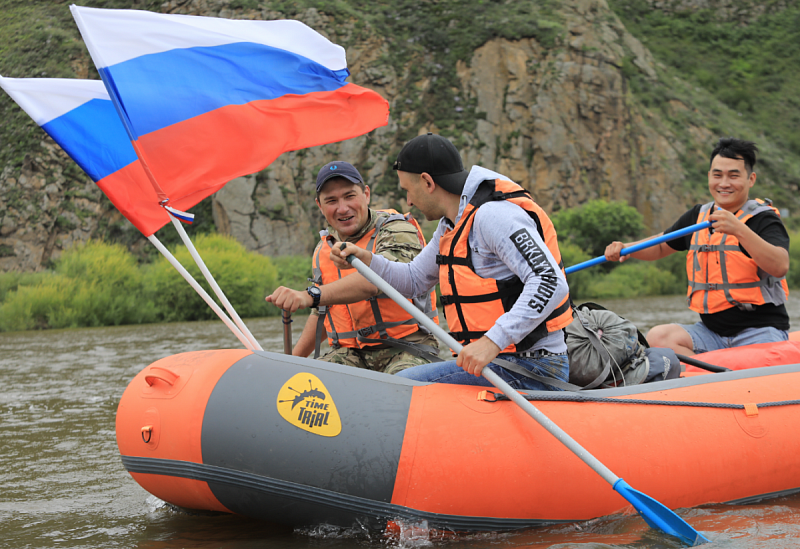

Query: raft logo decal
[[276, 373, 342, 437]]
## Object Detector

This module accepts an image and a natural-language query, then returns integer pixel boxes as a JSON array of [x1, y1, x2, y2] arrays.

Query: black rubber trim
[[120, 455, 566, 531], [725, 486, 800, 505]]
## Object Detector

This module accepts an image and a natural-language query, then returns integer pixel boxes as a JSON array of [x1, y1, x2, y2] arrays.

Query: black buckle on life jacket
[[357, 326, 376, 337], [698, 244, 714, 252], [436, 255, 470, 267], [439, 295, 453, 305]]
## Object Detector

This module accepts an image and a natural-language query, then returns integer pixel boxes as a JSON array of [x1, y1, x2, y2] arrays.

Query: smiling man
[[604, 138, 790, 355], [332, 133, 573, 390], [265, 161, 439, 373]]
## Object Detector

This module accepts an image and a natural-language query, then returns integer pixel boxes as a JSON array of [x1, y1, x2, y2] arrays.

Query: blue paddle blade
[[613, 479, 710, 546]]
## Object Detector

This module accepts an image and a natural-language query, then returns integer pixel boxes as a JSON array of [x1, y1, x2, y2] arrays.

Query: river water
[[2, 295, 800, 549]]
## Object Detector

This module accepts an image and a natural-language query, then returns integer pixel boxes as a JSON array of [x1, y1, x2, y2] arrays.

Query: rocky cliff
[[1, 0, 795, 271]]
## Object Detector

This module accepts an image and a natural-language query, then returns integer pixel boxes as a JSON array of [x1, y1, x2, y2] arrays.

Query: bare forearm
[[626, 235, 676, 261], [605, 233, 676, 263], [293, 314, 323, 357]]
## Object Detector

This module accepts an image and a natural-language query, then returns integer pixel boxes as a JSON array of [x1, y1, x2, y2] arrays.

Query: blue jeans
[[395, 352, 569, 391], [681, 322, 789, 354]]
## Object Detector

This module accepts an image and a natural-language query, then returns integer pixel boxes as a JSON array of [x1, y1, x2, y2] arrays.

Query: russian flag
[[69, 6, 389, 207], [0, 76, 170, 236]]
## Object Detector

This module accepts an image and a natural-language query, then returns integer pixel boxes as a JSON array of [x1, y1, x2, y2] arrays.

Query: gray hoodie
[[370, 165, 569, 354]]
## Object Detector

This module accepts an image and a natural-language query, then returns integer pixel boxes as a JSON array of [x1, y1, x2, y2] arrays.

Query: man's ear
[[363, 185, 371, 203], [420, 173, 436, 193], [315, 197, 323, 214]]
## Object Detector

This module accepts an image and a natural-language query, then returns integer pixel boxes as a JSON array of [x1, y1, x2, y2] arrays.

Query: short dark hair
[[710, 137, 758, 174]]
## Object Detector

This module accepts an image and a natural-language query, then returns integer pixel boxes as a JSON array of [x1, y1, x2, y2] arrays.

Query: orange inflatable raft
[[116, 349, 800, 532]]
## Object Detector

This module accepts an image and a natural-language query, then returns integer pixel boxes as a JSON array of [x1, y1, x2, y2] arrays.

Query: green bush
[[0, 271, 50, 303], [553, 200, 645, 259], [143, 233, 278, 321], [586, 261, 683, 299], [788, 230, 800, 289], [0, 241, 157, 331], [271, 255, 313, 293], [560, 241, 596, 300]]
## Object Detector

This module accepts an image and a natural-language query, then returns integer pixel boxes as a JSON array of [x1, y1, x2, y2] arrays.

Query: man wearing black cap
[[333, 134, 573, 390], [266, 160, 440, 374]]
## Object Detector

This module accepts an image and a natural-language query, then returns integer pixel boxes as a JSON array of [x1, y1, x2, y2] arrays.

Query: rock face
[[0, 0, 743, 271]]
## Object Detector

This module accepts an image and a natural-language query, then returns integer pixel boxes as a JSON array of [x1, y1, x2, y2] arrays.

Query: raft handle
[[141, 425, 153, 443], [145, 366, 180, 387]]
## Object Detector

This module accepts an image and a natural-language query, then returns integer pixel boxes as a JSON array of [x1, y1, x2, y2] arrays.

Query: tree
[[553, 200, 645, 259]]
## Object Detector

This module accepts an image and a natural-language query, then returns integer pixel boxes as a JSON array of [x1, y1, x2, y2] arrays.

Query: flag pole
[[147, 234, 252, 350], [167, 214, 263, 351]]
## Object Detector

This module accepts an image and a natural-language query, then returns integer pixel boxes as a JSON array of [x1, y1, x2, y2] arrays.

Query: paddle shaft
[[282, 310, 292, 355], [346, 255, 618, 486], [565, 221, 713, 275]]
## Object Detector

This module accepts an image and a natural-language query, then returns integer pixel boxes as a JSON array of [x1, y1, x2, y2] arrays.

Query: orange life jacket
[[312, 209, 439, 349], [687, 199, 789, 314], [437, 179, 572, 352]]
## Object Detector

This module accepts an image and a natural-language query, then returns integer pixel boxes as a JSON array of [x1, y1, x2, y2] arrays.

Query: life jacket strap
[[436, 254, 470, 266]]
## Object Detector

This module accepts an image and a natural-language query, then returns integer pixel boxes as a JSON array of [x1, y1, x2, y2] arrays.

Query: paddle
[[342, 249, 709, 546], [282, 310, 292, 355], [565, 221, 713, 275], [677, 354, 730, 373]]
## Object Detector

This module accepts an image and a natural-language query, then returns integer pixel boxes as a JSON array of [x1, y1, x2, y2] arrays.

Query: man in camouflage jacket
[[266, 161, 439, 374]]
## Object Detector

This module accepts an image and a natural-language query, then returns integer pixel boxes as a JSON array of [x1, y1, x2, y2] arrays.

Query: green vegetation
[[610, 1, 800, 153], [608, 0, 800, 210], [0, 240, 156, 331], [553, 200, 645, 260], [0, 236, 293, 332], [3, 201, 799, 331]]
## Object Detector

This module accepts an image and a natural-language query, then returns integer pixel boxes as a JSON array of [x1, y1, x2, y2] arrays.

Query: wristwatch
[[306, 286, 322, 309]]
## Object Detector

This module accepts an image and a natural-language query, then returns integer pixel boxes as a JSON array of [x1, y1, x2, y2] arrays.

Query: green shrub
[[560, 241, 596, 300], [788, 231, 800, 289], [0, 271, 51, 302], [587, 261, 683, 299], [0, 241, 157, 331], [143, 233, 278, 321], [271, 255, 313, 292], [0, 277, 71, 331], [553, 200, 645, 259]]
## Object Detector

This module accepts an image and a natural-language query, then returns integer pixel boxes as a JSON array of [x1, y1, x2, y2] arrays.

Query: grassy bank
[[2, 228, 798, 332], [0, 235, 309, 332]]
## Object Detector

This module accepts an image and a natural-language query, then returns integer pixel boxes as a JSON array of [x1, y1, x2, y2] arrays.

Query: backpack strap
[[313, 307, 327, 359]]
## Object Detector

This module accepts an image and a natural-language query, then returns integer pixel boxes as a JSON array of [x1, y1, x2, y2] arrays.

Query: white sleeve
[[369, 220, 444, 298], [471, 202, 569, 351]]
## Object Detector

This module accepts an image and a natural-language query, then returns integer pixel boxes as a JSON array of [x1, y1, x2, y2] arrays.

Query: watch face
[[309, 287, 321, 297]]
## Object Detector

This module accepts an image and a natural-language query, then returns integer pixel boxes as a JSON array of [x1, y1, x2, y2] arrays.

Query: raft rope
[[480, 390, 800, 410]]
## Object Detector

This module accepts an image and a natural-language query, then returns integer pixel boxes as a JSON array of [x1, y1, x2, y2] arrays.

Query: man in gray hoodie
[[332, 133, 572, 390]]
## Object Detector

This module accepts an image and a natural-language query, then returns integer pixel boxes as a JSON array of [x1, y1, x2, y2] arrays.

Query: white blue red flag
[[69, 6, 389, 210], [0, 76, 170, 235]]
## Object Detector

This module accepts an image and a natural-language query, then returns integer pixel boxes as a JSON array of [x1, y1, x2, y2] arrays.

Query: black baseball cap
[[316, 161, 364, 193], [392, 133, 468, 194]]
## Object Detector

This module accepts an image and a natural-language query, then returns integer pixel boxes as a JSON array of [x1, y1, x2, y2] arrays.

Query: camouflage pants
[[319, 334, 440, 375]]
